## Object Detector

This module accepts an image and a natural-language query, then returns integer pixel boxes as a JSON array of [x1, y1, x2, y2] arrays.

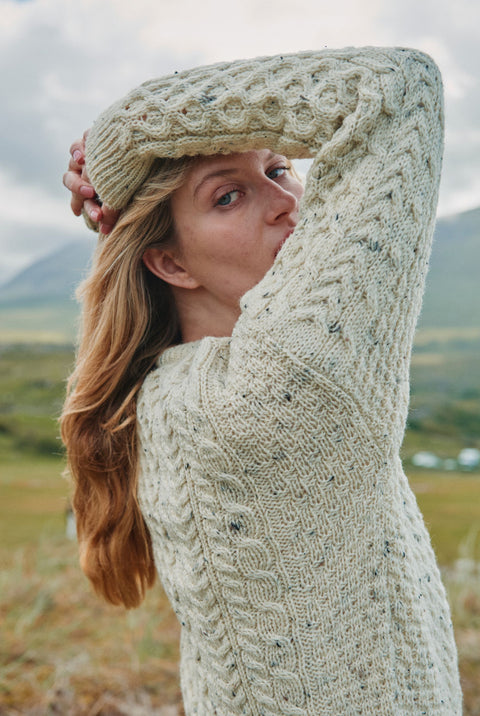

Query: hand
[[63, 131, 120, 234]]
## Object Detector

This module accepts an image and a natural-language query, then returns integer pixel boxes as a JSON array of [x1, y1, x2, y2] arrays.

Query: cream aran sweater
[[87, 48, 462, 714]]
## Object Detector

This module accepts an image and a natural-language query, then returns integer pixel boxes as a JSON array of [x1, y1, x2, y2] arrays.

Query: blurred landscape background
[[1, 0, 479, 713], [1, 204, 479, 714]]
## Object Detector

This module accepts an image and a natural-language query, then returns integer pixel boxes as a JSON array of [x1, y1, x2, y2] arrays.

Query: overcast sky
[[1, 0, 479, 283]]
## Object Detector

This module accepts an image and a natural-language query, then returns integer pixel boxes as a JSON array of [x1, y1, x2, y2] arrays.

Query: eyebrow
[[193, 151, 278, 198], [194, 168, 238, 198]]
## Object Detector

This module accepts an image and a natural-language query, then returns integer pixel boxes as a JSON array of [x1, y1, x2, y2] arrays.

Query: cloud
[[0, 169, 84, 230], [0, 0, 479, 282], [0, 0, 195, 191], [0, 220, 88, 285], [0, 0, 199, 280], [372, 0, 480, 216], [131, 0, 385, 62], [0, 168, 91, 283]]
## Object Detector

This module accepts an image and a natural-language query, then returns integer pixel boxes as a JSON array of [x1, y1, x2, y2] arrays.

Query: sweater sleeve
[[231, 48, 444, 452], [87, 48, 444, 450]]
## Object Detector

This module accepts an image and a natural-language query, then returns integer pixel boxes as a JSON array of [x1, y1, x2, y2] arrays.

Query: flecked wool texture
[[86, 48, 462, 714]]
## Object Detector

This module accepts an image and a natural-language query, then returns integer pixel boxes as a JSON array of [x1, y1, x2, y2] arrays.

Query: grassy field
[[0, 304, 80, 345], [0, 341, 479, 714], [0, 533, 183, 715], [1, 460, 479, 715]]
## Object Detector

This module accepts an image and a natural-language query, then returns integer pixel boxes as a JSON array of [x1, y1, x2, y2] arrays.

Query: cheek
[[176, 219, 238, 276], [194, 214, 253, 258]]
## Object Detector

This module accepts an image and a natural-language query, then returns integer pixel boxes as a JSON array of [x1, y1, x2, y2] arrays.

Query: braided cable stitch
[[123, 48, 464, 714]]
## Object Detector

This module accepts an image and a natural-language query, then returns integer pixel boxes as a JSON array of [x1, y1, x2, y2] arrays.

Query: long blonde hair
[[61, 156, 194, 608]]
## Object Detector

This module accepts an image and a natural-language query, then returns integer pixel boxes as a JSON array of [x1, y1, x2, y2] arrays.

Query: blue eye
[[217, 190, 240, 206], [267, 166, 288, 179]]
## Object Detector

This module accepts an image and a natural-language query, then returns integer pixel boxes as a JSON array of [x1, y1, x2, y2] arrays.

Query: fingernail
[[90, 209, 101, 222], [80, 185, 94, 197], [73, 150, 83, 163], [100, 223, 111, 234]]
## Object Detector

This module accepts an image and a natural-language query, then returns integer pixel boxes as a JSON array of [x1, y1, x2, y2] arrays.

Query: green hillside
[[0, 240, 94, 304], [0, 207, 478, 342], [0, 241, 94, 342], [418, 206, 480, 329]]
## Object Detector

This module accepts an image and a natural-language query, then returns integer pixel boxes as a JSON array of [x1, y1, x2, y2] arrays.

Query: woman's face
[[168, 149, 303, 317]]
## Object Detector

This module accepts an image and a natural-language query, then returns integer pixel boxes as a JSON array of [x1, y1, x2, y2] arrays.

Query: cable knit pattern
[[87, 48, 462, 714]]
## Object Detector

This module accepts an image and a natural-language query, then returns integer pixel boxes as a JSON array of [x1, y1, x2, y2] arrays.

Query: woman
[[62, 48, 462, 714]]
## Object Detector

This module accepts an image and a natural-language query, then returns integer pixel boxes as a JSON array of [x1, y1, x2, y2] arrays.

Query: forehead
[[186, 149, 276, 182]]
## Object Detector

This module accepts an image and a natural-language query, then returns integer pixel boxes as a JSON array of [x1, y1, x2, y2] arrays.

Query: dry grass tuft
[[0, 538, 183, 716], [442, 547, 480, 713]]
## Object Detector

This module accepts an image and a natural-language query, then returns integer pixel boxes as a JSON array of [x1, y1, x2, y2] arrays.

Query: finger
[[71, 194, 103, 221], [98, 205, 121, 235], [69, 139, 85, 166], [68, 154, 83, 171], [71, 194, 84, 217], [70, 192, 100, 218], [67, 157, 84, 175], [101, 205, 120, 226], [63, 170, 95, 198], [84, 198, 103, 223]]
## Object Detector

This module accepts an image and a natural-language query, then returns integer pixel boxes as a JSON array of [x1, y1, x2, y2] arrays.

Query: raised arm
[[85, 48, 405, 208], [231, 49, 444, 452], [86, 48, 444, 450]]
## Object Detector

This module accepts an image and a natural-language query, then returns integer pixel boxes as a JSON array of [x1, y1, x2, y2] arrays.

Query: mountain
[[418, 206, 480, 329], [0, 240, 95, 342], [0, 207, 478, 341], [0, 240, 94, 305]]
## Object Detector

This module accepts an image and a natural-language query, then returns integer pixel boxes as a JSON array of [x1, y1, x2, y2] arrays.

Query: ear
[[142, 247, 200, 289]]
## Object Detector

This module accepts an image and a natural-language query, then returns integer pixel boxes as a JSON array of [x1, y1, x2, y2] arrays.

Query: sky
[[1, 0, 479, 283]]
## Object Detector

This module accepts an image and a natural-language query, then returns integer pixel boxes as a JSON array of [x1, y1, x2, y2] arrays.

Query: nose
[[264, 182, 299, 225]]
